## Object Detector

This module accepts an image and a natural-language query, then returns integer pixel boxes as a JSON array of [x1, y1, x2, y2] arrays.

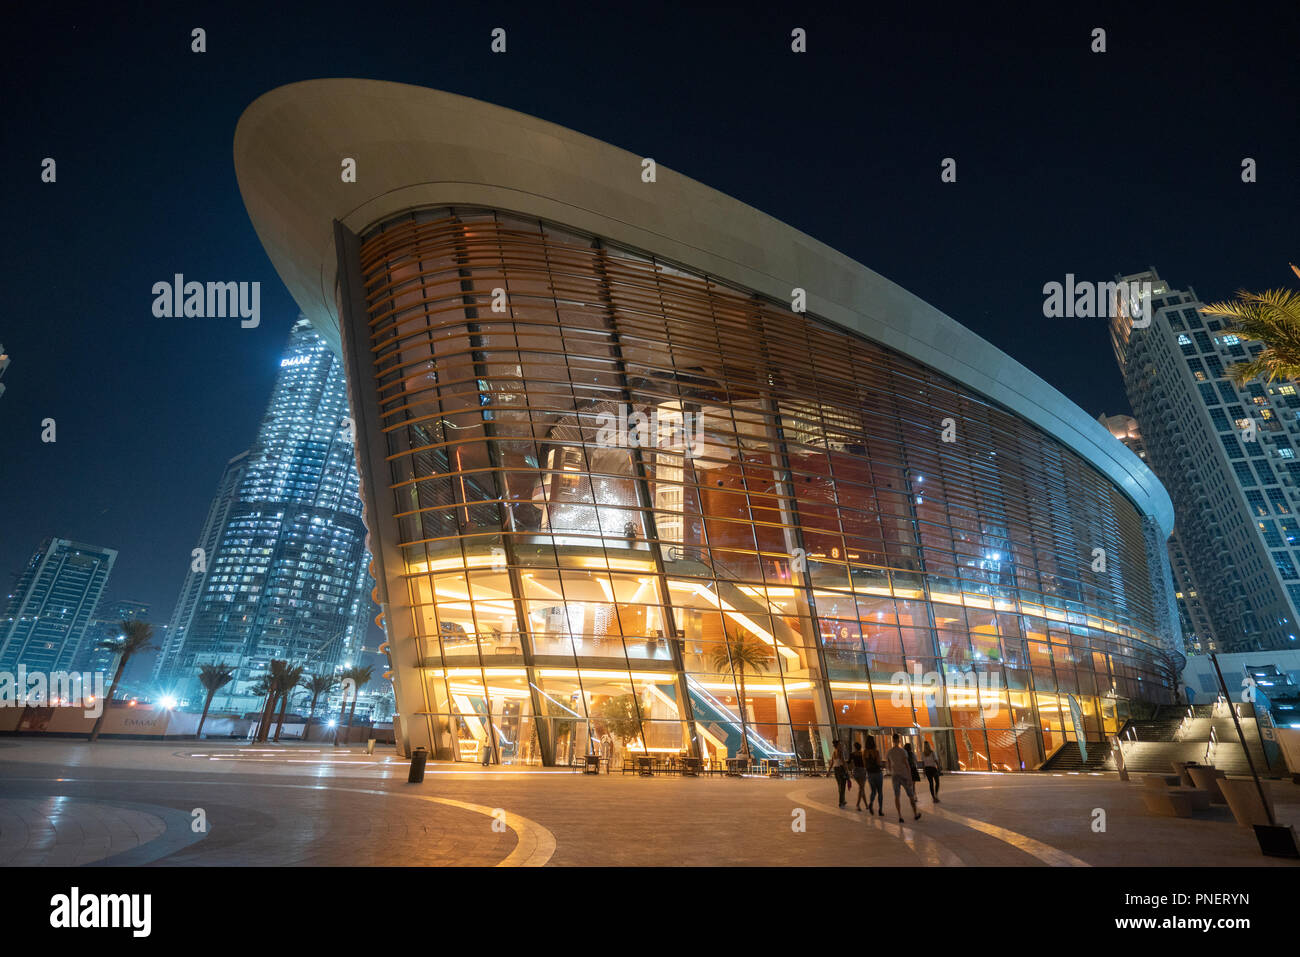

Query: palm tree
[[1201, 265, 1300, 385], [299, 673, 337, 743], [334, 664, 374, 747], [250, 672, 272, 734], [250, 674, 273, 743], [89, 620, 156, 742], [272, 663, 305, 742], [195, 662, 236, 740], [709, 632, 772, 763], [252, 659, 289, 743]]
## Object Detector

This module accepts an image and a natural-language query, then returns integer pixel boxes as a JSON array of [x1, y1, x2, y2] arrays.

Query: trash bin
[[408, 746, 428, 783], [366, 738, 376, 755]]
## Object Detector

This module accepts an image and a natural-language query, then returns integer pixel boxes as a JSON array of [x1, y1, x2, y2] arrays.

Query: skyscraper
[[0, 538, 117, 673], [1099, 414, 1220, 654], [157, 319, 376, 711], [1110, 268, 1300, 653], [151, 451, 249, 683]]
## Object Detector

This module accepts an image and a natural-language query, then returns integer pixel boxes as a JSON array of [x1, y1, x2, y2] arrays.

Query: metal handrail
[[665, 544, 788, 618]]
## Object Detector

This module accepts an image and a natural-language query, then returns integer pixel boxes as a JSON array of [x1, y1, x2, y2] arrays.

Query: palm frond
[[340, 665, 374, 690], [1203, 273, 1300, 386], [301, 672, 338, 694], [197, 662, 236, 692], [708, 634, 772, 674]]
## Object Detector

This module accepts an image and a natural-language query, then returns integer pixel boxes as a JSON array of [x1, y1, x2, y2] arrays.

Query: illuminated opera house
[[235, 80, 1182, 771]]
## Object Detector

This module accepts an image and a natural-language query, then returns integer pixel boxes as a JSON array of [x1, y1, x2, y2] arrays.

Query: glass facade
[[345, 207, 1177, 771]]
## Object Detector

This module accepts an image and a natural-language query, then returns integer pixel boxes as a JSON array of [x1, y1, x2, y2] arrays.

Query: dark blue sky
[[2, 1, 1296, 623]]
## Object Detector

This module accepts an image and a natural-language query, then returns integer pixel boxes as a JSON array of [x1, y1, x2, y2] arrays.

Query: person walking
[[921, 739, 941, 803], [864, 735, 885, 815], [886, 733, 921, 822], [850, 741, 869, 810], [830, 739, 849, 807]]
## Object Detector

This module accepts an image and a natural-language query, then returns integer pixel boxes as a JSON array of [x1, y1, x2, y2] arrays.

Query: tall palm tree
[[252, 659, 289, 743], [195, 662, 236, 740], [250, 674, 273, 743], [709, 632, 772, 762], [334, 664, 374, 747], [1201, 265, 1300, 385], [271, 663, 305, 742], [300, 673, 337, 743], [89, 620, 156, 742]]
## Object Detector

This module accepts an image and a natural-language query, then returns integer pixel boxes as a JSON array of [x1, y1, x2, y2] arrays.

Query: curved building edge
[[232, 78, 1174, 539]]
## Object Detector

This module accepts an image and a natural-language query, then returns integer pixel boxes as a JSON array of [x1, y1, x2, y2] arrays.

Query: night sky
[[2, 1, 1296, 625]]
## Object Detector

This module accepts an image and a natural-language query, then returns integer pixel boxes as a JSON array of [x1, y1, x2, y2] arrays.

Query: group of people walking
[[829, 734, 942, 822]]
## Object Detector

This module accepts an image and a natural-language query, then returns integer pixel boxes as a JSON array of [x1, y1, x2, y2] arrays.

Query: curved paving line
[[0, 796, 208, 867], [924, 806, 1091, 867], [423, 795, 556, 867], [282, 785, 556, 867], [790, 788, 965, 866], [86, 800, 211, 867], [2, 778, 555, 867]]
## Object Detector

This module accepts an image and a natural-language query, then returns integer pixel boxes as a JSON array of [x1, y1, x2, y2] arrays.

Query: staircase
[[1116, 702, 1281, 777], [1040, 741, 1116, 772], [1127, 706, 1187, 743]]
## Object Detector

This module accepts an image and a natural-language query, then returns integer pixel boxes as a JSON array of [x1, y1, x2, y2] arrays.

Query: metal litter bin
[[408, 746, 428, 783]]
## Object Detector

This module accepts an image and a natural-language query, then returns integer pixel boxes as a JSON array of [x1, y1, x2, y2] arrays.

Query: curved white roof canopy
[[233, 78, 1174, 538]]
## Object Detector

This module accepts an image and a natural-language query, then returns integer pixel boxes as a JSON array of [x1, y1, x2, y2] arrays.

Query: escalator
[[683, 675, 787, 759]]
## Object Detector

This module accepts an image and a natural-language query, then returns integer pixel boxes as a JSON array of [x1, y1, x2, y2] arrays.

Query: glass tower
[[157, 319, 376, 712], [152, 451, 250, 684], [1111, 269, 1300, 653], [0, 538, 117, 674], [1099, 414, 1219, 656]]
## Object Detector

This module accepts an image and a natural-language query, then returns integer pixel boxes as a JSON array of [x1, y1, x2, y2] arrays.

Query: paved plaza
[[0, 739, 1296, 867]]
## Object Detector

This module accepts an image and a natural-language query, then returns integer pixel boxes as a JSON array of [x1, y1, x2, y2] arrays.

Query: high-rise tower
[[0, 538, 117, 673], [1110, 269, 1300, 652], [1098, 413, 1219, 655], [158, 319, 376, 711], [151, 451, 250, 683]]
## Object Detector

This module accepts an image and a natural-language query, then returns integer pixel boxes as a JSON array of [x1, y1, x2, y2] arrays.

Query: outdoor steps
[[1129, 717, 1185, 741], [1040, 743, 1115, 772], [1117, 735, 1281, 778]]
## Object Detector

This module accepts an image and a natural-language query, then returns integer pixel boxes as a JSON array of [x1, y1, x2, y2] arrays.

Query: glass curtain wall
[[352, 208, 1174, 769]]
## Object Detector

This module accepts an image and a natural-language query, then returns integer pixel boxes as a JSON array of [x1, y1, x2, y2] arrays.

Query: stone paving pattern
[[1, 740, 1297, 866]]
